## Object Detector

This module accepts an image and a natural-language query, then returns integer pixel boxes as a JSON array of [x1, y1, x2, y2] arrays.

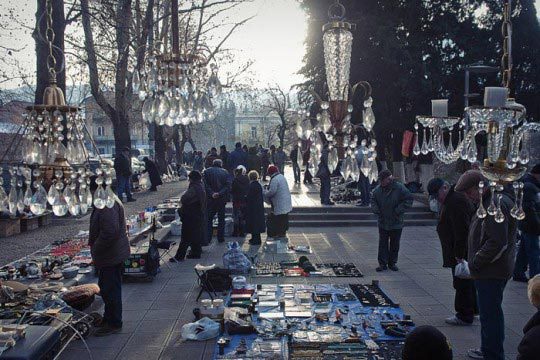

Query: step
[[289, 219, 438, 227]]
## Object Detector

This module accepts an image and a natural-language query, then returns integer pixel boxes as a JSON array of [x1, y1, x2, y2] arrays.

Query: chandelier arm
[[501, 0, 513, 91], [351, 81, 372, 101], [432, 124, 487, 164]]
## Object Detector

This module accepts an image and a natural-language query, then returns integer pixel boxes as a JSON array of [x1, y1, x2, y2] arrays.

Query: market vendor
[[88, 188, 130, 336]]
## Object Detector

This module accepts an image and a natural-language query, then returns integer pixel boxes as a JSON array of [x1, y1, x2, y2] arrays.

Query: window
[[97, 126, 105, 137], [251, 126, 257, 139]]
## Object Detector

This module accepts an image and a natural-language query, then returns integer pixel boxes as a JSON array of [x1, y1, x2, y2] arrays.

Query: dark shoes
[[388, 264, 399, 271], [376, 265, 388, 272], [94, 324, 122, 337]]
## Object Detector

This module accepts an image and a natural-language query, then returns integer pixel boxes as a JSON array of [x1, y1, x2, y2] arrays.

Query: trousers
[[452, 267, 478, 323], [475, 279, 507, 360], [97, 264, 124, 328], [292, 161, 301, 183], [377, 228, 402, 266], [357, 173, 371, 205], [320, 175, 331, 203], [207, 200, 226, 242], [116, 175, 132, 200], [514, 231, 540, 279]]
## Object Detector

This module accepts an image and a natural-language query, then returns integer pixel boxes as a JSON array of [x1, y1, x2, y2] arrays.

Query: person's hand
[[212, 193, 220, 199]]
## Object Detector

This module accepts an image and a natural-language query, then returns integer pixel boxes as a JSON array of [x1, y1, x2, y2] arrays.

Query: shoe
[[169, 256, 183, 263], [94, 324, 122, 337], [126, 198, 136, 202], [445, 316, 472, 326], [376, 265, 387, 272], [388, 264, 399, 271], [467, 349, 483, 359], [513, 276, 529, 283]]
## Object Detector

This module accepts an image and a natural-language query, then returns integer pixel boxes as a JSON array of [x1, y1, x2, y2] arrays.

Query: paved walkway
[[60, 226, 532, 360]]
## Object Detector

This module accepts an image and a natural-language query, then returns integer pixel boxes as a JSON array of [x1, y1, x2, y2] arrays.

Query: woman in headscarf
[[142, 157, 163, 191]]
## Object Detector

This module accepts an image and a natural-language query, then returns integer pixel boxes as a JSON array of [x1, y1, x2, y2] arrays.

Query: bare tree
[[264, 85, 292, 148]]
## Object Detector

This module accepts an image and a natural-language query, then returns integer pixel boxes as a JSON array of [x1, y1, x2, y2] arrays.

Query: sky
[[0, 0, 308, 91]]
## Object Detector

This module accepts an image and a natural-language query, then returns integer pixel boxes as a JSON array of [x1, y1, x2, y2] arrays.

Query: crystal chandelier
[[134, 0, 222, 127], [413, 0, 540, 222], [307, 0, 377, 183], [0, 0, 113, 218]]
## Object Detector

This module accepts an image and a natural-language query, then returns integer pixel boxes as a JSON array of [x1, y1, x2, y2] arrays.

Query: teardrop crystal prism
[[23, 186, 33, 206], [363, 107, 375, 131], [105, 185, 115, 208], [29, 183, 47, 215], [8, 186, 18, 215], [413, 131, 421, 156], [17, 189, 25, 213], [79, 188, 88, 215], [93, 184, 107, 209]]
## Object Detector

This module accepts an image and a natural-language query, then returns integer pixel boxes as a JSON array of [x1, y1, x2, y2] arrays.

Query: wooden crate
[[0, 218, 21, 238], [20, 216, 39, 232], [38, 212, 52, 227]]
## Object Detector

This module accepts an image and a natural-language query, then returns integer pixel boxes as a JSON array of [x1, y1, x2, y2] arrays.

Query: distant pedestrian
[[355, 150, 371, 207], [203, 159, 231, 243], [171, 170, 206, 261], [264, 165, 292, 239], [246, 170, 266, 245], [192, 151, 204, 172], [247, 146, 262, 174], [228, 142, 248, 171], [219, 145, 230, 171], [113, 147, 135, 202], [456, 170, 517, 360], [290, 144, 301, 184], [371, 169, 413, 272], [231, 166, 249, 237], [513, 164, 540, 282], [142, 157, 163, 192], [261, 149, 270, 181], [302, 144, 313, 184], [274, 146, 287, 174], [89, 191, 130, 336], [517, 275, 540, 360], [428, 178, 477, 326], [316, 143, 334, 205], [204, 147, 219, 169], [177, 164, 188, 180]]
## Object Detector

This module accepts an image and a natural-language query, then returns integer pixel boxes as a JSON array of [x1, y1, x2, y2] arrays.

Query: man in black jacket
[[514, 164, 540, 282], [316, 143, 334, 205], [428, 178, 478, 326], [203, 159, 231, 243]]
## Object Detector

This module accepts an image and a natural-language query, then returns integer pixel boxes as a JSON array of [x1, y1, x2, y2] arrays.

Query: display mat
[[213, 282, 413, 359], [253, 262, 363, 278]]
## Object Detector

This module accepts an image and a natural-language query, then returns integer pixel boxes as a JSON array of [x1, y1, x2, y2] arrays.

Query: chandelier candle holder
[[0, 0, 113, 218], [307, 0, 377, 183], [413, 0, 540, 222], [136, 0, 222, 127]]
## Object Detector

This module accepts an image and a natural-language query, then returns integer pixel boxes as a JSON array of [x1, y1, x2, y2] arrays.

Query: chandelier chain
[[45, 0, 57, 81], [501, 0, 512, 90]]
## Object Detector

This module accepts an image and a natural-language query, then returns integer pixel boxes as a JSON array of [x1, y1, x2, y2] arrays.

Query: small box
[[20, 216, 39, 232], [38, 212, 52, 227], [0, 218, 21, 237]]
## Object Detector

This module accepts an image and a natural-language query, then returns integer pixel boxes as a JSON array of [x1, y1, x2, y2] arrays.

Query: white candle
[[432, 99, 448, 117], [484, 87, 508, 108]]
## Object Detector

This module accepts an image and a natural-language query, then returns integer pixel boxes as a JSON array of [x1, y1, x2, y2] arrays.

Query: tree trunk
[[113, 114, 132, 153], [34, 0, 66, 104]]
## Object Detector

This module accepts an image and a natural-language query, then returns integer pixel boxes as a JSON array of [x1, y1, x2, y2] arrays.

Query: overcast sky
[[0, 1, 539, 92]]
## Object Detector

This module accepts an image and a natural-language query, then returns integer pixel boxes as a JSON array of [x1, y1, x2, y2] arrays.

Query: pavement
[[2, 168, 533, 360]]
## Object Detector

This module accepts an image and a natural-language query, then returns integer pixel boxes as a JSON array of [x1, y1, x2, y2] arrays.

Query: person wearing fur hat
[[264, 165, 292, 238], [517, 274, 540, 360]]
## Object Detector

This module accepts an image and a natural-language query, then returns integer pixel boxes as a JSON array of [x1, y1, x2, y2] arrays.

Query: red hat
[[267, 165, 279, 176]]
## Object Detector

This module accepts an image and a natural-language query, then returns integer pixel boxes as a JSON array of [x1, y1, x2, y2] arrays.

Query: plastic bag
[[139, 172, 150, 190], [455, 260, 472, 279], [181, 317, 220, 341]]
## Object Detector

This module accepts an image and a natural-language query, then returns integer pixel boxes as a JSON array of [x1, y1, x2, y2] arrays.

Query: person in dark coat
[[204, 147, 219, 169], [231, 166, 249, 237], [89, 195, 130, 336], [514, 164, 540, 282], [113, 147, 135, 202], [316, 143, 333, 205], [517, 275, 540, 360], [171, 171, 206, 261], [219, 145, 230, 172], [246, 170, 266, 245], [302, 143, 313, 184], [260, 149, 270, 181], [203, 159, 231, 243], [428, 178, 477, 325], [247, 147, 262, 174], [290, 144, 301, 184], [192, 151, 204, 172], [142, 157, 163, 191], [402, 325, 453, 360], [228, 142, 248, 171]]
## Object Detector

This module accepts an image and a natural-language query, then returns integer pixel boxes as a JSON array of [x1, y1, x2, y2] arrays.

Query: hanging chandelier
[[134, 0, 222, 127], [413, 0, 540, 222], [0, 0, 113, 218], [307, 0, 377, 183]]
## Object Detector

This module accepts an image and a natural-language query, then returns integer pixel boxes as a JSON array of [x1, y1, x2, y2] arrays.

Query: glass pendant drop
[[29, 181, 47, 215]]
